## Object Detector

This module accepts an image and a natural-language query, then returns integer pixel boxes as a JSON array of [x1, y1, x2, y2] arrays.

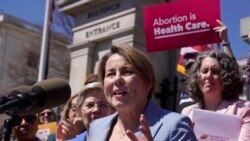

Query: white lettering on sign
[[185, 21, 209, 30], [154, 24, 183, 36], [151, 13, 211, 39], [153, 15, 188, 26], [85, 22, 120, 38]]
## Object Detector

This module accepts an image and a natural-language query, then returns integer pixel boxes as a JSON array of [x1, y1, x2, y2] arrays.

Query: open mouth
[[113, 90, 127, 97]]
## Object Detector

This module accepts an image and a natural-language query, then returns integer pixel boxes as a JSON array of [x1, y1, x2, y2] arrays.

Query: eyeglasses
[[83, 102, 110, 110], [70, 105, 77, 112], [39, 111, 53, 116], [22, 115, 37, 122], [15, 115, 37, 125]]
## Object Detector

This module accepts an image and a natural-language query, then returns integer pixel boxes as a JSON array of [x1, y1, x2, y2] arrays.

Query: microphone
[[0, 96, 12, 105], [8, 85, 33, 97], [0, 86, 32, 105], [0, 78, 71, 116]]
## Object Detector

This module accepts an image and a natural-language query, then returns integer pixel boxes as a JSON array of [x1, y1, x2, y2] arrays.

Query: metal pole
[[38, 0, 53, 81], [246, 85, 250, 100]]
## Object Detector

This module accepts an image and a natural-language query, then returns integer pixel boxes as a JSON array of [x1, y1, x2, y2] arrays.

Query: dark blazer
[[89, 100, 197, 141]]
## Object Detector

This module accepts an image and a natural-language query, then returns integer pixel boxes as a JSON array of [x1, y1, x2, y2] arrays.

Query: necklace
[[118, 130, 126, 139], [118, 125, 126, 138], [116, 117, 139, 139], [116, 119, 127, 139]]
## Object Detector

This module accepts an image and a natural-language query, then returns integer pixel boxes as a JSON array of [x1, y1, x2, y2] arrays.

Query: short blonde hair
[[76, 82, 103, 109]]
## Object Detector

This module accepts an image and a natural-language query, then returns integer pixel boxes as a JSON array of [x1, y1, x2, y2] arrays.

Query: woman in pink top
[[182, 50, 250, 141]]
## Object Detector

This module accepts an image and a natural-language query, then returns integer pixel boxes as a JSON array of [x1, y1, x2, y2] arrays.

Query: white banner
[[192, 109, 241, 141]]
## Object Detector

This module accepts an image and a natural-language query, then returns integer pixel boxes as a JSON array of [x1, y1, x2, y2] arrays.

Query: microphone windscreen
[[18, 78, 71, 116], [9, 86, 32, 96]]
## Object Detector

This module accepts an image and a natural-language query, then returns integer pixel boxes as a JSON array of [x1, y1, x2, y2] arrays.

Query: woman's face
[[80, 89, 111, 129], [198, 56, 223, 99], [103, 54, 150, 111], [38, 109, 55, 124], [12, 116, 38, 141], [68, 96, 78, 121]]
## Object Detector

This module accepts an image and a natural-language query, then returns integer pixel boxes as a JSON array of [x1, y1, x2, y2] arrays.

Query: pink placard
[[143, 0, 221, 52]]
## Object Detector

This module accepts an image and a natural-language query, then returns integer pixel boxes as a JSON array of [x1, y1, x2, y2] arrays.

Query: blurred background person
[[83, 74, 99, 85], [178, 52, 199, 111], [12, 115, 41, 141], [37, 109, 57, 141], [37, 109, 57, 124], [57, 74, 114, 141], [182, 50, 250, 140], [54, 95, 85, 140], [5, 85, 41, 141]]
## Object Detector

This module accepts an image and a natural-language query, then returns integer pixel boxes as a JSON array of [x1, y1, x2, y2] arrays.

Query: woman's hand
[[213, 19, 229, 42], [57, 120, 75, 140], [56, 117, 82, 140], [126, 114, 153, 141]]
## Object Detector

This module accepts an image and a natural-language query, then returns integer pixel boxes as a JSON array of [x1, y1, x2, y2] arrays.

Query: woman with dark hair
[[182, 50, 250, 140], [12, 115, 41, 141], [8, 86, 41, 141]]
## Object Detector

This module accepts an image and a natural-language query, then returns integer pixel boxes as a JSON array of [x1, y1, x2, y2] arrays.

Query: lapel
[[92, 100, 166, 140], [95, 113, 118, 141], [144, 100, 164, 138]]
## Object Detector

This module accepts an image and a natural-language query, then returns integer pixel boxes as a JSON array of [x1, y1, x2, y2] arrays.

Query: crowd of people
[[4, 20, 250, 141]]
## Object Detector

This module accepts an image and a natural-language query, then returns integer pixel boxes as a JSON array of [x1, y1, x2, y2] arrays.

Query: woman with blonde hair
[[69, 80, 114, 141], [88, 44, 196, 141], [56, 95, 85, 140], [57, 74, 113, 141]]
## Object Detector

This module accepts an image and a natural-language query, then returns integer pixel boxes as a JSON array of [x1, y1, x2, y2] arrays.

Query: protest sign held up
[[144, 0, 221, 52]]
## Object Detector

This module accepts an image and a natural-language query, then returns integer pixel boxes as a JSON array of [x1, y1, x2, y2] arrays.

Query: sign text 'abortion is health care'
[[144, 0, 221, 52]]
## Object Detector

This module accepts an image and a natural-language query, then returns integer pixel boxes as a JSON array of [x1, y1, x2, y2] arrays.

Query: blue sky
[[0, 0, 45, 25], [0, 0, 250, 59]]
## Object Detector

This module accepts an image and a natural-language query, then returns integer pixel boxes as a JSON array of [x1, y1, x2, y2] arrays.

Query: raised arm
[[213, 19, 234, 58]]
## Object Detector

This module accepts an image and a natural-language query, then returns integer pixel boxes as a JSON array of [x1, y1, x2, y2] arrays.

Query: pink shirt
[[182, 99, 250, 141]]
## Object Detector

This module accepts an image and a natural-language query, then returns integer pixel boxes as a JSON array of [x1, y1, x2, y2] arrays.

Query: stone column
[[68, 41, 95, 94]]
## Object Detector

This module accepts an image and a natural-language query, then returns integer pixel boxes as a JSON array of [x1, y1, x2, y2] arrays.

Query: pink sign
[[144, 0, 221, 52]]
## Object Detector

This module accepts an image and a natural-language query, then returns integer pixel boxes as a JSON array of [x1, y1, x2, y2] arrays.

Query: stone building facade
[[57, 0, 179, 97], [57, 0, 250, 110], [0, 13, 70, 125]]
